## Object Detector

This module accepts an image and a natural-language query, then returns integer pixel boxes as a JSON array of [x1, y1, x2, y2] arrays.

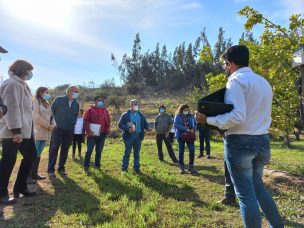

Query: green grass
[[0, 138, 303, 227], [268, 141, 304, 175]]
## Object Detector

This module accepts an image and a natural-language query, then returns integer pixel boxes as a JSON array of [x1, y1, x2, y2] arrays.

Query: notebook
[[197, 88, 234, 130]]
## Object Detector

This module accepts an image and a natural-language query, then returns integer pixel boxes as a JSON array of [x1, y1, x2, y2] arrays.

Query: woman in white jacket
[[27, 87, 55, 183], [0, 60, 37, 204]]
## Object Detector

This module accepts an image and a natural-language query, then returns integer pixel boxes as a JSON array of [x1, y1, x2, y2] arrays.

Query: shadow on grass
[[198, 173, 225, 185], [91, 171, 143, 202], [283, 219, 304, 228], [195, 164, 221, 173], [0, 175, 112, 227], [138, 173, 207, 208]]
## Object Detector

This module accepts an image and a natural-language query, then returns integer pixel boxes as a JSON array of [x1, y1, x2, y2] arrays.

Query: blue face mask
[[159, 108, 165, 113], [72, 92, 79, 99], [97, 101, 104, 107], [43, 94, 51, 100], [26, 71, 33, 80]]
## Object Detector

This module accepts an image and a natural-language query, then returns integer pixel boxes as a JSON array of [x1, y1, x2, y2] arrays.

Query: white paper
[[89, 123, 101, 136]]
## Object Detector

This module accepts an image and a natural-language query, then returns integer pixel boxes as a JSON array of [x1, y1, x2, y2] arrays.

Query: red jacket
[[83, 106, 111, 135]]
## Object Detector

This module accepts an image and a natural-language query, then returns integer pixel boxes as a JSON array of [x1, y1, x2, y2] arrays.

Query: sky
[[0, 0, 303, 90]]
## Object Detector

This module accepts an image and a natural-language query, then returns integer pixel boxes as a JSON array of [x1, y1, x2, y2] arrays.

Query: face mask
[[224, 62, 231, 77], [159, 108, 165, 113], [43, 94, 51, 100], [72, 92, 79, 99], [133, 105, 139, 111], [26, 71, 33, 80], [97, 101, 104, 107], [183, 111, 189, 115]]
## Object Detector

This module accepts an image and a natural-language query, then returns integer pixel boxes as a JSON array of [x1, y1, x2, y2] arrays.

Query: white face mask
[[133, 105, 139, 111], [72, 92, 79, 99], [183, 111, 189, 115], [26, 71, 33, 80]]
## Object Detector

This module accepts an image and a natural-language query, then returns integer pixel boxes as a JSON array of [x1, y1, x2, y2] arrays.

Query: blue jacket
[[174, 114, 197, 139], [51, 96, 79, 131], [118, 109, 149, 140]]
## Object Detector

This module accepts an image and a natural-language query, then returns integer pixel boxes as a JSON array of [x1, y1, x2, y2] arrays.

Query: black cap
[[0, 46, 8, 53]]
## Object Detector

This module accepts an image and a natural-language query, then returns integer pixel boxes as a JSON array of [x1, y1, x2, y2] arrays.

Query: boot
[[31, 157, 46, 181]]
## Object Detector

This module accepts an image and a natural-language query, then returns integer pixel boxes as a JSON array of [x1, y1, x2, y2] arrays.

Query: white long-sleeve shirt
[[207, 67, 273, 135]]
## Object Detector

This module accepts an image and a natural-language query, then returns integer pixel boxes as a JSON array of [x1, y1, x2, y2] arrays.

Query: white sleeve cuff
[[207, 117, 218, 127]]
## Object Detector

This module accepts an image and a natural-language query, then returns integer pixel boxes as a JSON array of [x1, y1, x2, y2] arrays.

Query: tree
[[112, 33, 144, 95], [214, 27, 233, 63], [238, 6, 304, 146]]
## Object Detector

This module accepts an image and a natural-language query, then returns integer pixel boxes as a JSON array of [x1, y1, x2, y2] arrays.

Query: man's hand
[[147, 128, 152, 132], [129, 128, 135, 133], [190, 129, 195, 133], [87, 131, 94, 137], [13, 134, 23, 143], [196, 112, 207, 124]]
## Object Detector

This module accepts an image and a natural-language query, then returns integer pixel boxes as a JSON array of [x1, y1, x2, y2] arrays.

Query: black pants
[[156, 133, 177, 161], [48, 127, 74, 173], [0, 137, 36, 197], [224, 160, 236, 199], [199, 127, 211, 155], [72, 134, 83, 155], [169, 132, 175, 144]]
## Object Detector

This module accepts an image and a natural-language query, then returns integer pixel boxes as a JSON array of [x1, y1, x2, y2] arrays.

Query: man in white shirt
[[196, 45, 283, 228]]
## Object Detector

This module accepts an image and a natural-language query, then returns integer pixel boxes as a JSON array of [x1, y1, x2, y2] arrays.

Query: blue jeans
[[224, 134, 283, 228], [199, 127, 210, 155], [35, 140, 46, 157], [84, 134, 106, 168], [122, 133, 142, 171], [177, 138, 195, 167]]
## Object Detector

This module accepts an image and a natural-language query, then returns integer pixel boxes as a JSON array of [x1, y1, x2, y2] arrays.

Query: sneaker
[[36, 174, 46, 181], [48, 171, 56, 177], [0, 196, 17, 205], [206, 155, 211, 159], [179, 167, 185, 174], [197, 153, 204, 158], [218, 197, 237, 205], [133, 170, 143, 175], [121, 169, 128, 174], [84, 167, 90, 174]]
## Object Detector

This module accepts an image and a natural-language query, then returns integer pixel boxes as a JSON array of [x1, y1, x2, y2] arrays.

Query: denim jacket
[[174, 113, 197, 139]]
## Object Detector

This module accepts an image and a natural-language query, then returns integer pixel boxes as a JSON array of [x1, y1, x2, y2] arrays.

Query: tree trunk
[[283, 132, 291, 148], [300, 66, 304, 129]]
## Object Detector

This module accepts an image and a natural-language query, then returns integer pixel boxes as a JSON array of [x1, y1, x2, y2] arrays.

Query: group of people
[[0, 44, 284, 228]]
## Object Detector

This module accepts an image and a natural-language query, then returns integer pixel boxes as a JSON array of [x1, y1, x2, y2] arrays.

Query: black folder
[[197, 88, 233, 130]]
